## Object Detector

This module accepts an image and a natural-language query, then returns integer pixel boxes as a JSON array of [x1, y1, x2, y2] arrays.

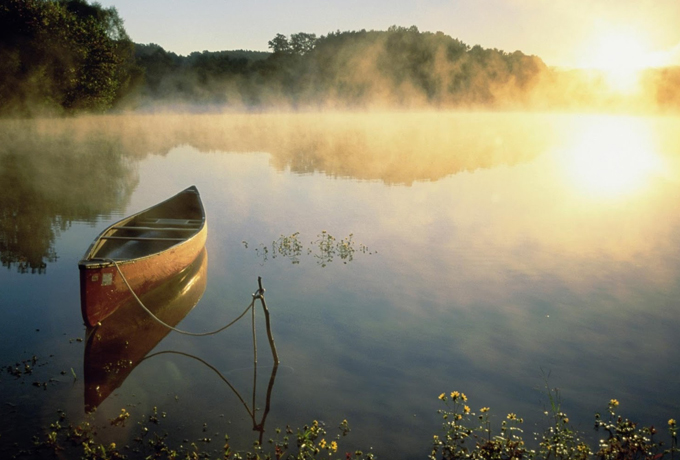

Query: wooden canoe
[[78, 186, 207, 327], [84, 248, 208, 411]]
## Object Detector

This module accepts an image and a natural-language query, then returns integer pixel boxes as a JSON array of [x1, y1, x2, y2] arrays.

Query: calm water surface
[[1, 112, 679, 458]]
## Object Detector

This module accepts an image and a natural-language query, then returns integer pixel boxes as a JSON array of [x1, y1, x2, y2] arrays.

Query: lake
[[1, 111, 679, 459]]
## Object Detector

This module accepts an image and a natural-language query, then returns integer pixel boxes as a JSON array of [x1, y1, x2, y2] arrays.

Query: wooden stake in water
[[256, 276, 280, 365]]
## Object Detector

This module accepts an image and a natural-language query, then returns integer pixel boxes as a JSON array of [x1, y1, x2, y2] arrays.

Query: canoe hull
[[78, 186, 207, 326]]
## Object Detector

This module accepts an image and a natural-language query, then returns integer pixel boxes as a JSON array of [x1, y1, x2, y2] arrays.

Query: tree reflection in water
[[0, 112, 549, 273], [0, 119, 138, 273]]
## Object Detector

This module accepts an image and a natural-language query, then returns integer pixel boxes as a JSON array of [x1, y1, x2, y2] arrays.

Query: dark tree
[[0, 0, 136, 115], [290, 32, 317, 55], [268, 34, 291, 54]]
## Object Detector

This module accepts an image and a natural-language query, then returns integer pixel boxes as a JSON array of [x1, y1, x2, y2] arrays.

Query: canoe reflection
[[83, 248, 208, 411]]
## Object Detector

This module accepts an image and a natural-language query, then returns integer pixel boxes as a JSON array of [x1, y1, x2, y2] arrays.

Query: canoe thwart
[[111, 225, 198, 232], [100, 236, 187, 242], [137, 218, 203, 227]]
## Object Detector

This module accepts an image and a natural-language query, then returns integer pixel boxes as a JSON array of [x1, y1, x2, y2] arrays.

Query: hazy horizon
[[97, 0, 680, 70]]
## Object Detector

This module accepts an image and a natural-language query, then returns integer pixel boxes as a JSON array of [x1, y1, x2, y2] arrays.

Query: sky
[[97, 0, 680, 69]]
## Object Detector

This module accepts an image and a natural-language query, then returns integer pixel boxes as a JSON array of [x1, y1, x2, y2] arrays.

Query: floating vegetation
[[3, 356, 679, 460], [13, 390, 680, 460], [24, 407, 374, 460], [107, 409, 129, 428], [3, 355, 63, 390], [5, 355, 39, 378], [243, 231, 374, 267]]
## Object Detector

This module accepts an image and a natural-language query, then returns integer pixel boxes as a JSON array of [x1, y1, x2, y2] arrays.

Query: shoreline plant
[[429, 389, 678, 460], [5, 368, 678, 460]]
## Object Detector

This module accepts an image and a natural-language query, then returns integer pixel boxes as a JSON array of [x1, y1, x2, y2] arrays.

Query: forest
[[0, 0, 136, 115], [1, 0, 679, 116]]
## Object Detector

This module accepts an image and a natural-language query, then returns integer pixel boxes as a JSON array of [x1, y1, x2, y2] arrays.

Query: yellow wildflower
[[319, 439, 326, 448], [330, 441, 338, 452], [450, 391, 460, 400], [463, 406, 471, 414], [438, 393, 446, 401], [461, 393, 468, 402], [480, 407, 490, 413], [670, 419, 677, 427], [609, 399, 619, 408], [507, 413, 518, 421]]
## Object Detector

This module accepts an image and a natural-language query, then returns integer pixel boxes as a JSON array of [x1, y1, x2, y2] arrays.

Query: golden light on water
[[561, 117, 663, 198]]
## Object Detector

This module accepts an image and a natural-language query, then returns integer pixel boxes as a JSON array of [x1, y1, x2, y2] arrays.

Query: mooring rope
[[106, 258, 260, 337]]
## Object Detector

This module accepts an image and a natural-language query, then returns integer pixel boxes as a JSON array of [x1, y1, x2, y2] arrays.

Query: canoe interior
[[85, 187, 204, 262]]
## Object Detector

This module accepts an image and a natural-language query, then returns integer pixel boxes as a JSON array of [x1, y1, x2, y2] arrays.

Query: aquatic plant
[[245, 231, 372, 267], [5, 352, 677, 459], [429, 390, 679, 460], [430, 390, 530, 460], [29, 410, 374, 460]]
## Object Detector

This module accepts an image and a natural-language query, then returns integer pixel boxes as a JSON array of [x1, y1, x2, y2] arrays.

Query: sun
[[593, 33, 647, 71], [580, 30, 656, 92]]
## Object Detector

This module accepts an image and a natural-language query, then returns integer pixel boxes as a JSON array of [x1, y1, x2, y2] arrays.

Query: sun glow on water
[[561, 117, 663, 198]]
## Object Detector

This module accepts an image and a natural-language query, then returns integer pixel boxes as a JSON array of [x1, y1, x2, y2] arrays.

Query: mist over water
[[1, 111, 680, 459], [125, 27, 680, 116]]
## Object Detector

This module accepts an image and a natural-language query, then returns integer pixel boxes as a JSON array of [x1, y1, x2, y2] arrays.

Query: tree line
[[132, 26, 548, 110], [2, 0, 679, 116], [0, 0, 549, 115]]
